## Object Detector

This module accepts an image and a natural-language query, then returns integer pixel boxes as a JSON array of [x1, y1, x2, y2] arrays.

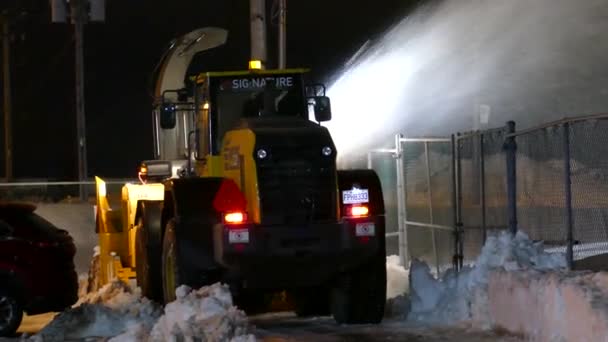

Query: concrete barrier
[[481, 270, 608, 342]]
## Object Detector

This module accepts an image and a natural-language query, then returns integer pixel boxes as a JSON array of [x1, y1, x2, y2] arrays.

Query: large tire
[[161, 219, 181, 303], [135, 202, 163, 303], [0, 288, 23, 337], [161, 218, 220, 304], [331, 252, 387, 324]]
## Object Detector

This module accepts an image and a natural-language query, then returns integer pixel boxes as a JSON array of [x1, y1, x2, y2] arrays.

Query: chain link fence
[[370, 114, 608, 273], [569, 119, 608, 261], [367, 151, 400, 257], [367, 136, 454, 276], [403, 139, 454, 275], [455, 128, 510, 265], [515, 126, 568, 247]]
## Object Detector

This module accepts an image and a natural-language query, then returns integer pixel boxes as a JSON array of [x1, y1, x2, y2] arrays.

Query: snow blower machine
[[89, 27, 387, 324]]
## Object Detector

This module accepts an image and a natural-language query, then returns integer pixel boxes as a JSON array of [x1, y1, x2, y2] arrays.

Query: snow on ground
[[386, 254, 409, 299], [385, 255, 411, 319], [30, 281, 161, 342], [29, 281, 254, 342], [406, 231, 568, 326], [146, 284, 253, 342]]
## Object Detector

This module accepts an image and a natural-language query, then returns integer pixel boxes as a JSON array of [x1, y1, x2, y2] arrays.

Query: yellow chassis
[[94, 177, 165, 286]]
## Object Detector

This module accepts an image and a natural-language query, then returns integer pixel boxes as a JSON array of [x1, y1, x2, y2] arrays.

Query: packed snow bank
[[407, 231, 567, 325], [147, 284, 253, 342], [30, 281, 254, 342], [485, 269, 608, 341]]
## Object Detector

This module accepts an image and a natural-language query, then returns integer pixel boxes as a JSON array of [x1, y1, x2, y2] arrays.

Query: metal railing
[[0, 179, 135, 203]]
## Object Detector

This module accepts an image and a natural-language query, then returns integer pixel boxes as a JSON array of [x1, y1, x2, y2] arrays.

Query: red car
[[0, 202, 78, 337]]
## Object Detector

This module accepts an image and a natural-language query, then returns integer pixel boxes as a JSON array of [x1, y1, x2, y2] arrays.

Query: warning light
[[349, 205, 369, 217], [249, 60, 262, 70], [224, 212, 247, 224], [138, 166, 148, 184]]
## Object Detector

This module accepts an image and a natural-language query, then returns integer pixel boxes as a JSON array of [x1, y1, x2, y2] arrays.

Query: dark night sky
[[0, 0, 421, 180]]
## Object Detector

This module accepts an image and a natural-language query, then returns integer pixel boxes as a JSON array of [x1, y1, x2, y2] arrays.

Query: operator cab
[[151, 67, 332, 178]]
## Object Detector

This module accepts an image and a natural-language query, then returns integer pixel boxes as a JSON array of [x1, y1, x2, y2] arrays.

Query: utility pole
[[2, 14, 12, 181], [277, 0, 286, 69], [71, 0, 88, 200], [250, 0, 267, 68], [51, 0, 104, 200]]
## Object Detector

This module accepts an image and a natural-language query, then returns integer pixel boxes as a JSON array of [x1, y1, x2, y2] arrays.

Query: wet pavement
[[1, 311, 524, 341], [252, 313, 524, 342]]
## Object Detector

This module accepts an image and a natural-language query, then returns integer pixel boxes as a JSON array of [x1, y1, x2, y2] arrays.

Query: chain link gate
[[368, 134, 455, 276]]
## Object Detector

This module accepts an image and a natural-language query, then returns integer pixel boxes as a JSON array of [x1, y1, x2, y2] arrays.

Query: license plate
[[355, 222, 375, 237], [228, 229, 249, 244], [343, 188, 369, 204]]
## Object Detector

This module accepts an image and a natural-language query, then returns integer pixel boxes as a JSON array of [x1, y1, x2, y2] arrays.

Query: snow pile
[[146, 284, 254, 342], [31, 281, 161, 342], [30, 281, 254, 342], [407, 231, 567, 325], [385, 255, 411, 318], [386, 255, 409, 299]]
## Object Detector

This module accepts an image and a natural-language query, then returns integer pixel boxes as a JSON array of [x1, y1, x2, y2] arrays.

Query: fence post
[[563, 123, 574, 269], [504, 121, 518, 235], [451, 134, 463, 271], [457, 134, 464, 270], [480, 133, 487, 242], [424, 141, 440, 276], [395, 133, 409, 267]]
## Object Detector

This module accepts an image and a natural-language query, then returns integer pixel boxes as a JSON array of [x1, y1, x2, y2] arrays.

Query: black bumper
[[213, 216, 385, 289]]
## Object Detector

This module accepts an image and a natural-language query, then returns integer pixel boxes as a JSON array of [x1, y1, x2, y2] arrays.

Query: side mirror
[[160, 102, 177, 129], [312, 96, 332, 122]]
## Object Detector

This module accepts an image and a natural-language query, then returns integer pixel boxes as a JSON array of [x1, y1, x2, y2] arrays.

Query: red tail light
[[224, 211, 247, 225], [347, 205, 369, 218]]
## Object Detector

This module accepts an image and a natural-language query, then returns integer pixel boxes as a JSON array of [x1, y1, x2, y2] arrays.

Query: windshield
[[210, 74, 306, 151]]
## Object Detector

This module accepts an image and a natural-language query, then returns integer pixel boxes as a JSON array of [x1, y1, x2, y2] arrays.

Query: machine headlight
[[257, 148, 268, 159], [322, 146, 332, 156]]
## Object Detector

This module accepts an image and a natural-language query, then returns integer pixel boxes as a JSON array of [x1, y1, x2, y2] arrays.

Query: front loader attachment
[[93, 177, 134, 287], [91, 177, 166, 291]]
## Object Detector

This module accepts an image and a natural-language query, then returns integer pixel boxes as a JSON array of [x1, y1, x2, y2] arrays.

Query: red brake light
[[348, 205, 369, 217], [224, 212, 247, 224], [213, 179, 248, 213]]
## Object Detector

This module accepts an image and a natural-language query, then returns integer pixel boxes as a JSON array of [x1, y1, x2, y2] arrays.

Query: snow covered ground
[[11, 230, 608, 341], [25, 281, 254, 342], [252, 313, 523, 341]]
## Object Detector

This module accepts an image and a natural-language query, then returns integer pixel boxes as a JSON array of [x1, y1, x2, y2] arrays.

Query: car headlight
[[322, 146, 332, 156]]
